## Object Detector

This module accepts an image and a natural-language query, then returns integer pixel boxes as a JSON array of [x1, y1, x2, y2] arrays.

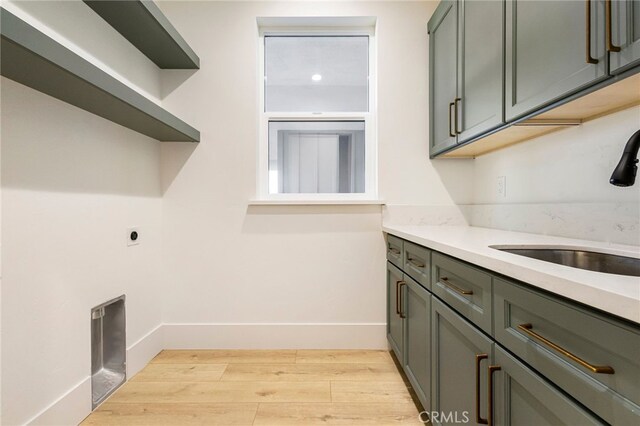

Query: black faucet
[[610, 129, 640, 187]]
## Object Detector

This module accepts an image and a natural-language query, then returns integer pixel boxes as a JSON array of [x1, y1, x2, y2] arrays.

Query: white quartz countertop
[[383, 225, 640, 324]]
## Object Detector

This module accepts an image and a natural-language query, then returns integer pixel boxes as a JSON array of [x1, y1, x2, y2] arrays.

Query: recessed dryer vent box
[[91, 295, 126, 409]]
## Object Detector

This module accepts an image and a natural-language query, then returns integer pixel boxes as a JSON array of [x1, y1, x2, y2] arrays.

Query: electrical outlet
[[497, 176, 507, 197], [127, 227, 140, 246]]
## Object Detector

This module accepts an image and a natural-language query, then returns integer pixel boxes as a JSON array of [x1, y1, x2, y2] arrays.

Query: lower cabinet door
[[492, 346, 605, 426], [403, 277, 431, 409], [431, 298, 493, 426], [387, 262, 404, 361]]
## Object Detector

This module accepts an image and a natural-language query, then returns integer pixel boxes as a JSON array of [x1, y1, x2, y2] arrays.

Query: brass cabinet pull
[[398, 281, 407, 318], [407, 257, 426, 269], [454, 97, 461, 134], [606, 0, 621, 52], [586, 0, 599, 63], [448, 102, 456, 137], [439, 276, 473, 295], [388, 247, 401, 256], [396, 281, 407, 318], [517, 323, 615, 374], [476, 354, 489, 424], [487, 365, 501, 426]]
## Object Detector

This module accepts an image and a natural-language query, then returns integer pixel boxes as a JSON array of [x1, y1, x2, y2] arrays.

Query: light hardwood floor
[[82, 350, 424, 425]]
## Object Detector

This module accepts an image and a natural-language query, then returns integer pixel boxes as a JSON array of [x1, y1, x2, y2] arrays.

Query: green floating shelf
[[0, 8, 200, 142], [83, 0, 200, 69]]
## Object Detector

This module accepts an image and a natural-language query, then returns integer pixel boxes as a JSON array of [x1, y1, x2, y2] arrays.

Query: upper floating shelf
[[0, 8, 199, 142], [83, 0, 199, 69]]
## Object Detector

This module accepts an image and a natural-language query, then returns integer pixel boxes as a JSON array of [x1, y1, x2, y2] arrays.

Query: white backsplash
[[383, 203, 640, 246], [470, 202, 640, 246], [382, 205, 471, 227]]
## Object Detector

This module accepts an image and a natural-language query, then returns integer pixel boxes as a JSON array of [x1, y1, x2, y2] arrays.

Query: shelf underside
[[0, 8, 199, 142], [83, 0, 199, 69], [442, 72, 640, 158]]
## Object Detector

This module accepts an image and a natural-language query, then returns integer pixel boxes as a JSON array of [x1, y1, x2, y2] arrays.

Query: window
[[257, 19, 377, 202]]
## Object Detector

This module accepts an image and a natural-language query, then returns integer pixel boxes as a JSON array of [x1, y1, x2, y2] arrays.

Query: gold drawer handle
[[585, 0, 599, 64], [440, 276, 473, 295], [475, 354, 489, 424], [605, 0, 621, 52], [517, 324, 614, 374], [454, 97, 461, 135], [388, 247, 401, 256], [448, 102, 456, 137], [407, 257, 426, 268], [395, 280, 407, 319]]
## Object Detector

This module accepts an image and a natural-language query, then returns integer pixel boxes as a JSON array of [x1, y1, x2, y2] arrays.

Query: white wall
[[469, 107, 640, 245], [158, 0, 472, 343], [472, 107, 640, 205], [1, 1, 166, 424]]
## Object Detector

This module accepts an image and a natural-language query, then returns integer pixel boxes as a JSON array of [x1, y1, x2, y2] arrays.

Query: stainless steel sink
[[490, 246, 640, 277]]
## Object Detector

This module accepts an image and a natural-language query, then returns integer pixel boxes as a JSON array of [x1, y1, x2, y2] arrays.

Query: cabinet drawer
[[494, 345, 604, 426], [386, 234, 404, 268], [494, 278, 640, 425], [403, 241, 431, 289], [431, 252, 492, 334]]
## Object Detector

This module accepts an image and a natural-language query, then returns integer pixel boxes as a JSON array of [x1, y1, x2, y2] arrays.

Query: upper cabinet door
[[429, 0, 458, 156], [505, 0, 608, 121], [457, 0, 504, 143], [610, 0, 640, 73]]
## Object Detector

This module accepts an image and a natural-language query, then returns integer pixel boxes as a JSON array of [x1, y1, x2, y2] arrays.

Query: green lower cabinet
[[386, 236, 639, 425], [431, 298, 493, 426], [403, 277, 431, 410], [387, 262, 404, 361], [492, 346, 604, 425]]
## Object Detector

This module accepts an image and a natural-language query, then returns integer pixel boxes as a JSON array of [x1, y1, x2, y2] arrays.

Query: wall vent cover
[[91, 295, 126, 409]]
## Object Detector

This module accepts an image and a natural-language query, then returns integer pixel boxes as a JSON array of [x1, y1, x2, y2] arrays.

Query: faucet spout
[[610, 129, 640, 187]]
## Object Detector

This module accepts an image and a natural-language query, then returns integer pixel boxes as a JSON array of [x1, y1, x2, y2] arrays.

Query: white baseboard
[[163, 323, 387, 349], [27, 377, 91, 426], [24, 322, 385, 425], [126, 324, 164, 378], [26, 324, 163, 426]]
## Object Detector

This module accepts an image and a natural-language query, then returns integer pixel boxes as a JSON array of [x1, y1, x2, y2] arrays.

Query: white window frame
[[256, 20, 378, 203]]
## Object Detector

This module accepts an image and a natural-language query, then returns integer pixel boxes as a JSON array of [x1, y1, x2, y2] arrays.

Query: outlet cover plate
[[497, 176, 507, 197]]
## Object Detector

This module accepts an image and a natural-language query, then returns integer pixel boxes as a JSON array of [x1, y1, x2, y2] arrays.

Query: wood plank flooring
[[82, 350, 423, 425]]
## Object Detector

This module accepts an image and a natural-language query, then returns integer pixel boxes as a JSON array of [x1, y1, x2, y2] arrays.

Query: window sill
[[248, 199, 385, 206]]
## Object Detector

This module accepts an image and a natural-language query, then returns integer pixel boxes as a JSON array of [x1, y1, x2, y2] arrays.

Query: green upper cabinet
[[610, 0, 640, 73], [505, 0, 608, 121], [456, 0, 504, 143], [428, 0, 640, 158], [429, 0, 458, 156], [429, 0, 504, 156]]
